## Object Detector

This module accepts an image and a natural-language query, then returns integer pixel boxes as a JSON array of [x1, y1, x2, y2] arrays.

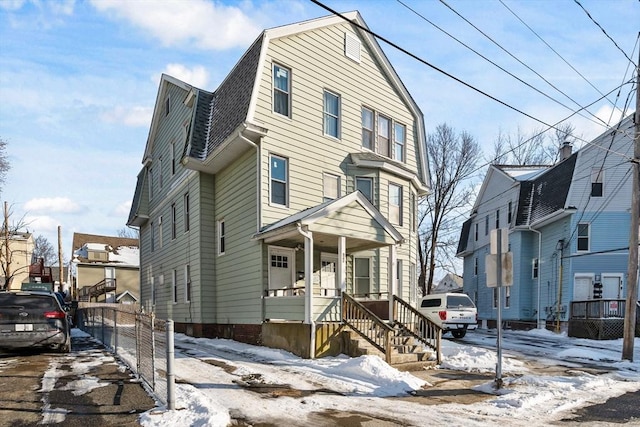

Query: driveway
[[0, 331, 155, 426]]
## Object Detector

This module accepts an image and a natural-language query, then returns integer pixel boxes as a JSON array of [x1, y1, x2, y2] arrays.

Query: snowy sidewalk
[[137, 329, 640, 427]]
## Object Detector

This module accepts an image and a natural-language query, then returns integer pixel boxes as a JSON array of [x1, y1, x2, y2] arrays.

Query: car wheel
[[451, 330, 466, 339]]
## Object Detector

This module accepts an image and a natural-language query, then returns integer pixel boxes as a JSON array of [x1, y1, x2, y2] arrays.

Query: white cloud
[[90, 0, 261, 50], [24, 197, 83, 214], [158, 64, 210, 88], [112, 200, 132, 217], [101, 105, 153, 127], [24, 215, 59, 233]]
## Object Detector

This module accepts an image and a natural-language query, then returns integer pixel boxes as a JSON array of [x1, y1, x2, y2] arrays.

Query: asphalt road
[[0, 333, 155, 427]]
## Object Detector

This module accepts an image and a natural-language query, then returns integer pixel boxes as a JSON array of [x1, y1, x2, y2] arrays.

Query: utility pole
[[622, 47, 640, 362]]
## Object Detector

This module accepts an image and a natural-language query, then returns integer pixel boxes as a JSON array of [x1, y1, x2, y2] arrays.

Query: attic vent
[[344, 32, 361, 63]]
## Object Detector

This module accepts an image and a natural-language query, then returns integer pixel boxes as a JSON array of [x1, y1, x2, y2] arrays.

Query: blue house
[[457, 115, 636, 331]]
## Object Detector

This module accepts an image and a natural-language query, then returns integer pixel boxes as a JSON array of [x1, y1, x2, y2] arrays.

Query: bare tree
[[0, 202, 30, 290], [0, 138, 9, 192], [33, 235, 57, 266], [117, 227, 139, 239], [487, 123, 577, 166], [418, 124, 480, 296]]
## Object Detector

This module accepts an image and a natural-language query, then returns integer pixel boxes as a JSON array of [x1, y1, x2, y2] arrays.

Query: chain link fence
[[76, 303, 175, 408]]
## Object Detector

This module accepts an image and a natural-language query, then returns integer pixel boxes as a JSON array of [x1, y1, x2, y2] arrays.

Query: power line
[[437, 0, 622, 131], [573, 0, 637, 66], [309, 0, 558, 130], [498, 0, 616, 106], [397, 0, 610, 131]]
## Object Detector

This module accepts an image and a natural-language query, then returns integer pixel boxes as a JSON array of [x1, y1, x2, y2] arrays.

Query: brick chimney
[[560, 140, 572, 161]]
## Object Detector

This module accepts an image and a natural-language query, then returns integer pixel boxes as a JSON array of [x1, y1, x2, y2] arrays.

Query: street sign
[[490, 228, 509, 254], [485, 252, 513, 287]]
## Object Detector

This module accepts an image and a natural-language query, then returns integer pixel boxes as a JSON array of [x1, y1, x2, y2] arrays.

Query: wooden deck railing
[[393, 296, 442, 364], [342, 292, 394, 363]]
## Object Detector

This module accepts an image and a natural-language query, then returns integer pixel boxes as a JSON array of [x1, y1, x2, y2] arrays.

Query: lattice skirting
[[568, 318, 638, 340]]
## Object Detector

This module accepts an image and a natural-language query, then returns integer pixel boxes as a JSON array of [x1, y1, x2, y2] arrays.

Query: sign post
[[485, 228, 513, 390]]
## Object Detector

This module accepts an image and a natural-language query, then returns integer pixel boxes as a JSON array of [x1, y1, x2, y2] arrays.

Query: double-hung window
[[393, 123, 405, 162], [148, 167, 153, 201], [389, 183, 402, 225], [273, 64, 291, 117], [323, 173, 339, 202], [495, 209, 500, 229], [323, 90, 340, 138], [171, 203, 177, 239], [377, 115, 391, 157], [270, 154, 288, 206], [591, 168, 603, 197], [356, 177, 373, 203], [184, 193, 190, 232], [218, 219, 226, 255], [150, 221, 155, 252], [532, 258, 539, 279], [172, 269, 178, 304], [508, 201, 513, 224], [184, 264, 191, 303], [361, 107, 374, 150], [577, 223, 590, 251]]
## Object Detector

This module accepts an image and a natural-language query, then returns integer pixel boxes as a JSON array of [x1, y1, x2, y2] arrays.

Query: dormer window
[[87, 250, 108, 261]]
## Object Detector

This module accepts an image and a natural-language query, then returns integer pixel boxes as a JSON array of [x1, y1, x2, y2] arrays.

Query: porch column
[[304, 232, 314, 324], [388, 244, 397, 322], [338, 236, 346, 292]]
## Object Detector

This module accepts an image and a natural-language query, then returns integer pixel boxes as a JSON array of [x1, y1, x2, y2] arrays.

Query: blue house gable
[[458, 115, 636, 331]]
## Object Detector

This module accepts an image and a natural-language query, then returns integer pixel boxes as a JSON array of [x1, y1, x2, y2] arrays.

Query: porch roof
[[253, 191, 404, 251]]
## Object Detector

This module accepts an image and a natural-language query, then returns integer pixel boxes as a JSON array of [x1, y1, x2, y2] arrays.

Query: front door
[[320, 253, 338, 296], [602, 275, 622, 299], [268, 247, 295, 294], [573, 276, 592, 301]]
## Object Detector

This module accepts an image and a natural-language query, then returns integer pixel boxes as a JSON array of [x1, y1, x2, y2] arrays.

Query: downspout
[[237, 130, 265, 322], [236, 130, 262, 233], [297, 224, 315, 359]]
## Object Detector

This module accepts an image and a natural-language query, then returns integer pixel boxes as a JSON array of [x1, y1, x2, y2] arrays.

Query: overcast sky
[[0, 0, 637, 261]]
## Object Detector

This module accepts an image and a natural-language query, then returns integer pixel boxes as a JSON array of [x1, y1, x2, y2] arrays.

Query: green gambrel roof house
[[128, 11, 434, 363]]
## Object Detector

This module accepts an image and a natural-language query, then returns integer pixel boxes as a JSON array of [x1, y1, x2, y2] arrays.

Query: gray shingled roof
[[187, 35, 263, 162], [515, 152, 577, 226]]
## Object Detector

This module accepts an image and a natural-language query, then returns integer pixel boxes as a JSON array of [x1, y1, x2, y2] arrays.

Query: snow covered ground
[[132, 328, 640, 427]]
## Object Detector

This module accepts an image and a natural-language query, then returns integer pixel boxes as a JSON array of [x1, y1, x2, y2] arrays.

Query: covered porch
[[254, 192, 404, 325]]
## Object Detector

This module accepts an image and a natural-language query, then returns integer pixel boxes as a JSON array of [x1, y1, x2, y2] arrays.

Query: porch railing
[[342, 292, 394, 363], [393, 296, 442, 364], [570, 299, 627, 319]]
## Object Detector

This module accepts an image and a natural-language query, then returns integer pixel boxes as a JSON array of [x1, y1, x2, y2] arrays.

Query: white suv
[[418, 293, 478, 338]]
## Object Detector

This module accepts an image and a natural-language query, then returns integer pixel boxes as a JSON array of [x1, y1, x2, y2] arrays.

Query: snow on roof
[[73, 242, 139, 267], [499, 166, 549, 181]]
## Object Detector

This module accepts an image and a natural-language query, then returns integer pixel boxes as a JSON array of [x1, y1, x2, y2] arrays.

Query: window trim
[[495, 209, 500, 229], [393, 122, 406, 162], [184, 264, 191, 303], [389, 183, 403, 226], [532, 258, 539, 279], [361, 107, 374, 150], [269, 154, 289, 207], [323, 90, 341, 139], [377, 114, 391, 157], [323, 173, 340, 202], [184, 193, 190, 232], [353, 256, 371, 295], [577, 223, 590, 252], [591, 168, 604, 197], [273, 63, 291, 118], [172, 269, 178, 304], [150, 220, 155, 252], [218, 219, 226, 256], [171, 203, 177, 240], [356, 176, 373, 203]]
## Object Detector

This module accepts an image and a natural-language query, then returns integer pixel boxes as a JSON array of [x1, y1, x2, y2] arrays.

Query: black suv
[[0, 291, 71, 353]]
